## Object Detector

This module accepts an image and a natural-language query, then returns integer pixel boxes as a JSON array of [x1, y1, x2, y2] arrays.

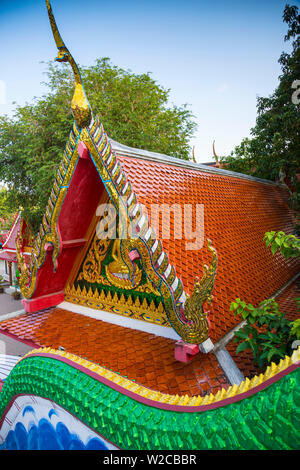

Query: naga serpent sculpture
[[120, 233, 217, 344]]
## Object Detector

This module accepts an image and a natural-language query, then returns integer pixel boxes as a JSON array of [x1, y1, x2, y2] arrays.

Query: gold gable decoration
[[64, 283, 168, 326], [65, 202, 169, 326]]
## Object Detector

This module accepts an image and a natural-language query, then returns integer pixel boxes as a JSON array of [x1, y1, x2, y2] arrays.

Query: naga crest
[[120, 236, 218, 345], [181, 239, 218, 343]]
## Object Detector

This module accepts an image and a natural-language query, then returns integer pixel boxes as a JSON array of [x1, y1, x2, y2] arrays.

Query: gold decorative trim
[[65, 283, 168, 326], [17, 124, 80, 298], [21, 346, 300, 408]]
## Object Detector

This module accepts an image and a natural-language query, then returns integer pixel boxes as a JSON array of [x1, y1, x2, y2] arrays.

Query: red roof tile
[[117, 154, 299, 341], [0, 307, 230, 396]]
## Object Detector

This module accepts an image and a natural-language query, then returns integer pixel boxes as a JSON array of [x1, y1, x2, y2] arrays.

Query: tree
[[0, 58, 196, 233], [0, 187, 15, 231], [221, 4, 300, 227]]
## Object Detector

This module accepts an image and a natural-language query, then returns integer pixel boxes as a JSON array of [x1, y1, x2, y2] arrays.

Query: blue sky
[[0, 0, 299, 162]]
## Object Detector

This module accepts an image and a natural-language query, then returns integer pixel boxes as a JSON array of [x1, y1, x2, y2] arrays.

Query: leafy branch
[[264, 231, 300, 259]]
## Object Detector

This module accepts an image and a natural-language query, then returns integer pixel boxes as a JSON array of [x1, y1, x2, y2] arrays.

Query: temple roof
[[110, 140, 299, 343], [0, 251, 17, 263], [1, 1, 299, 409], [17, 121, 299, 344]]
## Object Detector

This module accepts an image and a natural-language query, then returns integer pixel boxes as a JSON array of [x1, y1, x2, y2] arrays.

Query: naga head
[[184, 240, 217, 314], [55, 48, 70, 63]]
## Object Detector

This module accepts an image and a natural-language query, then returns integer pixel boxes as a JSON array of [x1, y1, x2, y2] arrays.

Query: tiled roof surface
[[275, 277, 300, 321], [117, 155, 300, 342], [0, 308, 230, 396], [0, 280, 297, 396]]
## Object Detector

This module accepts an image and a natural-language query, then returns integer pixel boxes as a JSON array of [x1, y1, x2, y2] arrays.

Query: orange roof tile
[[0, 308, 230, 396], [276, 277, 300, 321], [116, 154, 299, 342]]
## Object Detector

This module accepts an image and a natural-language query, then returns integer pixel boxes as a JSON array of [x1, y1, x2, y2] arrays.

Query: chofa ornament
[[46, 0, 92, 129]]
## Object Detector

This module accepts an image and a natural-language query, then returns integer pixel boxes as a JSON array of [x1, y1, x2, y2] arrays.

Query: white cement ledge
[[59, 301, 181, 341], [0, 309, 25, 322]]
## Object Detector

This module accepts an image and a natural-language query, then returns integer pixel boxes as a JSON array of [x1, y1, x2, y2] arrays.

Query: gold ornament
[[46, 0, 92, 129], [105, 239, 143, 290], [65, 283, 168, 326], [119, 237, 218, 344]]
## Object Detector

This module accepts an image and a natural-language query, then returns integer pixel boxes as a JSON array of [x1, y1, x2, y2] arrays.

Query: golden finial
[[192, 146, 197, 163], [46, 0, 92, 129], [212, 140, 220, 168]]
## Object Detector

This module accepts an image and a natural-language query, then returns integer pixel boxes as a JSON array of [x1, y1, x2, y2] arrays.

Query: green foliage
[[231, 298, 299, 370], [231, 229, 300, 370], [264, 230, 300, 259], [290, 317, 300, 339], [0, 58, 196, 233], [0, 187, 15, 230]]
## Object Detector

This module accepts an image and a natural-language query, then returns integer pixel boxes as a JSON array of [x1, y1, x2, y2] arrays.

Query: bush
[[230, 298, 299, 370]]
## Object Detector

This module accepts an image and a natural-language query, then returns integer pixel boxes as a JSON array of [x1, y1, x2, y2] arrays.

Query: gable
[[65, 208, 169, 327]]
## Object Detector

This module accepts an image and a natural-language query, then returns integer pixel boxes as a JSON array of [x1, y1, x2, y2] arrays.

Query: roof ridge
[[111, 139, 284, 187]]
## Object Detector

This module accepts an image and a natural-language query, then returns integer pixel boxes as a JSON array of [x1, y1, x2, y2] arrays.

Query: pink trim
[[129, 250, 140, 261], [21, 352, 300, 413]]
